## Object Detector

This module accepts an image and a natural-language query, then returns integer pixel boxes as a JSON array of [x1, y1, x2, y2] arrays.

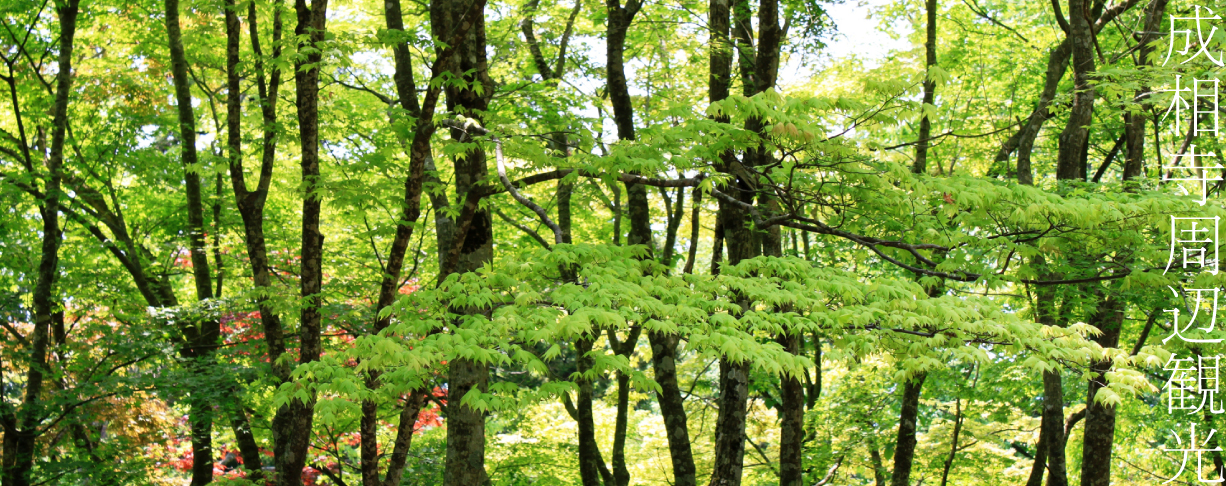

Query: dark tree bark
[[232, 0, 290, 388], [606, 0, 651, 259], [661, 186, 686, 264], [1055, 0, 1096, 181], [890, 372, 926, 486], [806, 331, 821, 410], [269, 1, 331, 485], [1035, 283, 1068, 486], [649, 330, 697, 486], [868, 433, 888, 486], [165, 0, 225, 481], [219, 3, 266, 477], [777, 332, 805, 486], [1079, 296, 1124, 486], [709, 356, 751, 486], [1123, 0, 1169, 182], [575, 337, 607, 486], [224, 395, 264, 482], [609, 325, 642, 486], [434, 0, 495, 482], [682, 187, 702, 274], [357, 0, 474, 480], [1, 4, 78, 486], [1015, 40, 1071, 185], [1023, 420, 1047, 486], [707, 0, 782, 482], [913, 0, 938, 175], [938, 396, 963, 486]]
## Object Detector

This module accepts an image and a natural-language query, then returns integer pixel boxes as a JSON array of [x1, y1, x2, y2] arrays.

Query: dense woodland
[[1, 0, 1224, 484]]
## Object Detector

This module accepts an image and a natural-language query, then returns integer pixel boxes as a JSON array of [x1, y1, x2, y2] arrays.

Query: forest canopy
[[0, 0, 1223, 485]]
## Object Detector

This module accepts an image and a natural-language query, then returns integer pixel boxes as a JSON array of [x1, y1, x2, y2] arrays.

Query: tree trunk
[[574, 337, 611, 486], [166, 0, 225, 481], [437, 0, 495, 481], [709, 358, 751, 486], [609, 325, 642, 486], [1024, 422, 1047, 486], [1016, 40, 1071, 185], [938, 397, 963, 486], [445, 357, 491, 485], [358, 0, 465, 480], [649, 331, 698, 486], [890, 373, 926, 486], [806, 332, 821, 410], [913, 0, 938, 175], [777, 332, 805, 486], [868, 433, 888, 486], [1055, 0, 1096, 181], [271, 2, 331, 485], [1079, 296, 1124, 486], [2, 5, 78, 486], [1123, 0, 1169, 182]]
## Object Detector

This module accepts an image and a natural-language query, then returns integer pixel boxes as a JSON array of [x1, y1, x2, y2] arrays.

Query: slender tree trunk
[[1016, 40, 1071, 185], [1034, 280, 1068, 486], [217, 3, 265, 478], [708, 185, 756, 486], [890, 372, 926, 486], [2, 5, 78, 486], [661, 187, 686, 264], [913, 0, 937, 175], [938, 397, 963, 486], [381, 393, 428, 486], [575, 337, 608, 486], [709, 358, 751, 486], [708, 0, 782, 481], [682, 187, 702, 274], [1024, 422, 1047, 486], [868, 433, 888, 486], [610, 326, 642, 486], [1042, 372, 1070, 486], [806, 331, 821, 410], [358, 0, 464, 479], [165, 0, 226, 481], [224, 395, 264, 481]]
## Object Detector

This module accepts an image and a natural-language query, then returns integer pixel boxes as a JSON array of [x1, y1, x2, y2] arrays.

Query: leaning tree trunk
[[1014, 40, 1071, 185]]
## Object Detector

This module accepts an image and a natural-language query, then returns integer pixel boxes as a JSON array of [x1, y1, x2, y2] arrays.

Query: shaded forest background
[[0, 0, 1221, 484]]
